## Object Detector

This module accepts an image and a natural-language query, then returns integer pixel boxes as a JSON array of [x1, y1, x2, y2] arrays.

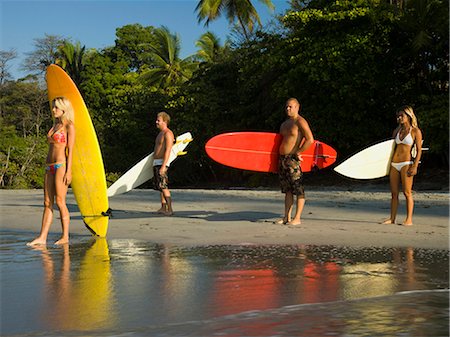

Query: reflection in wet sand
[[34, 238, 116, 331], [2, 232, 448, 336]]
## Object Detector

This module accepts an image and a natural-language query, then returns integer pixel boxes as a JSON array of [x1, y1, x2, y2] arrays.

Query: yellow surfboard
[[46, 64, 109, 237], [68, 238, 116, 330]]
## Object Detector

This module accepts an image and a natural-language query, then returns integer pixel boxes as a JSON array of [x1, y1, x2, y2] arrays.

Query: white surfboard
[[107, 132, 193, 196], [334, 139, 396, 179]]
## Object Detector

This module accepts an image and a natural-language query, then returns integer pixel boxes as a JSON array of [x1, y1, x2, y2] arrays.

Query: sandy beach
[[1, 187, 448, 249]]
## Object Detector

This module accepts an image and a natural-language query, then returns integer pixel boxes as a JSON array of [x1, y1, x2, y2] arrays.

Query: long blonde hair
[[399, 105, 418, 128], [52, 97, 74, 123]]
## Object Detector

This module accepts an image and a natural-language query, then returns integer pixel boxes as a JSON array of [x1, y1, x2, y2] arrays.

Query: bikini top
[[47, 126, 66, 144], [395, 127, 414, 146]]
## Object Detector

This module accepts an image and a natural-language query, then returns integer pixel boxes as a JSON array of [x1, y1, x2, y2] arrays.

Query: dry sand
[[1, 188, 448, 249]]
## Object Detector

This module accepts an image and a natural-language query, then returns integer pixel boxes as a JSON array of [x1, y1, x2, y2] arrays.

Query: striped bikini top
[[395, 127, 413, 146]]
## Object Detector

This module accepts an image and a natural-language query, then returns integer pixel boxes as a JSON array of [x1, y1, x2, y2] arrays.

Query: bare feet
[[381, 219, 395, 225], [54, 238, 69, 245], [273, 219, 288, 225], [26, 238, 46, 246], [164, 211, 174, 216], [400, 222, 413, 226], [286, 220, 301, 226], [156, 207, 167, 214]]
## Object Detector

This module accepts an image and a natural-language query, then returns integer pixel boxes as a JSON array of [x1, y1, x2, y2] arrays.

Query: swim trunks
[[153, 165, 169, 191], [278, 154, 305, 197]]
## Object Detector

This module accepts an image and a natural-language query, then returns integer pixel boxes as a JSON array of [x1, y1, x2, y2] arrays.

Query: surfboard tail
[[83, 215, 110, 237]]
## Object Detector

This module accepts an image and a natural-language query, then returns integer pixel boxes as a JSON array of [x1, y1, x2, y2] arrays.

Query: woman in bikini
[[382, 105, 422, 226], [28, 97, 75, 245]]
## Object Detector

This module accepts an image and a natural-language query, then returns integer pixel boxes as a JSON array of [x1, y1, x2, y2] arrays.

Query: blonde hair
[[157, 111, 171, 125], [52, 97, 74, 123], [399, 105, 418, 128]]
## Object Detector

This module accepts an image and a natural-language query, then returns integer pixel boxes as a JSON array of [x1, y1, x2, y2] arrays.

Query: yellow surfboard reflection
[[36, 239, 116, 331]]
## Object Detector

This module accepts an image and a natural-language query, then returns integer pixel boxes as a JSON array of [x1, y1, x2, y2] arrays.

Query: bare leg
[[54, 217, 70, 245], [162, 189, 173, 216], [54, 167, 70, 245], [382, 167, 399, 224], [156, 193, 167, 213], [28, 173, 54, 246], [280, 192, 293, 224], [401, 167, 414, 226], [287, 196, 305, 225]]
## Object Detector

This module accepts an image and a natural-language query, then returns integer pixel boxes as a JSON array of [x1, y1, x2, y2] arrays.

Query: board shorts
[[153, 165, 169, 191], [278, 154, 305, 197]]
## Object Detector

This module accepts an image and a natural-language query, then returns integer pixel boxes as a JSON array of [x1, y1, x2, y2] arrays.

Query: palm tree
[[195, 0, 274, 40], [141, 26, 198, 89], [56, 41, 86, 86], [195, 31, 228, 63]]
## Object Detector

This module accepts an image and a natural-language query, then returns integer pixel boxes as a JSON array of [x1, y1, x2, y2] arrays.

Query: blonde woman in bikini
[[28, 97, 75, 245], [382, 106, 422, 226]]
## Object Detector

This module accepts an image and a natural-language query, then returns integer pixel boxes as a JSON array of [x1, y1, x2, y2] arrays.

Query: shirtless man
[[153, 112, 175, 215], [277, 98, 314, 225]]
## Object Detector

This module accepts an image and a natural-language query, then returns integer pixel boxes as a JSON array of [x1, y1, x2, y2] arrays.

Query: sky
[[1, 0, 291, 80]]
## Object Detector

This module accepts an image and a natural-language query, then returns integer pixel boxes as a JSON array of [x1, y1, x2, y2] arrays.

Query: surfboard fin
[[175, 138, 193, 145], [101, 208, 112, 218]]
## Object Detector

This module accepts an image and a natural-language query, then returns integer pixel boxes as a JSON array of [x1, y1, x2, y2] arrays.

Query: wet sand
[[0, 188, 448, 249]]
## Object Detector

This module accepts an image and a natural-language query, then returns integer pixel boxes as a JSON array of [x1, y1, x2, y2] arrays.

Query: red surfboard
[[205, 132, 337, 173]]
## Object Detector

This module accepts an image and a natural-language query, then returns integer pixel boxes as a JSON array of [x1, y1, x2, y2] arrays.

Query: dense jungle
[[1, 0, 448, 189]]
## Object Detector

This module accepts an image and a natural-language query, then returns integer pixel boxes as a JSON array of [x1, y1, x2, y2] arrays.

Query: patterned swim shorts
[[278, 154, 305, 197], [153, 165, 169, 191]]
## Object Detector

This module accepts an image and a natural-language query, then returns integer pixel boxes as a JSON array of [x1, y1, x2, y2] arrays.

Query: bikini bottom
[[46, 162, 65, 175], [391, 161, 413, 172]]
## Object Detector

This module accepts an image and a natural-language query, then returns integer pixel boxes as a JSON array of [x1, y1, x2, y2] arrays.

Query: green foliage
[[114, 24, 157, 71], [0, 123, 47, 188], [415, 94, 449, 160], [1, 0, 447, 189], [56, 41, 86, 87], [196, 0, 275, 39], [140, 26, 198, 89]]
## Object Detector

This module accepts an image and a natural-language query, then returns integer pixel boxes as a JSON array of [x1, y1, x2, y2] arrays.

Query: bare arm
[[392, 126, 400, 138], [297, 117, 314, 155], [160, 131, 174, 173], [64, 122, 75, 185], [408, 127, 423, 176]]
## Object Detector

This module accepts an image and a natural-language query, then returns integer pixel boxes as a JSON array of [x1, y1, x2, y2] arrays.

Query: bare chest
[[280, 120, 300, 137]]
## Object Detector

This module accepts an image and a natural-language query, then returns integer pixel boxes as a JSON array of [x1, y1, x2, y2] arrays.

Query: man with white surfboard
[[382, 106, 423, 226], [153, 112, 175, 216], [276, 98, 314, 226]]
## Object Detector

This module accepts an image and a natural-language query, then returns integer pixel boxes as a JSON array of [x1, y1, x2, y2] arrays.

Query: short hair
[[286, 97, 302, 112], [157, 111, 171, 125], [52, 97, 74, 123]]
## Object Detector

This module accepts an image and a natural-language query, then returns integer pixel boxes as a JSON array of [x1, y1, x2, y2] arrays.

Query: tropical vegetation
[[1, 0, 448, 189]]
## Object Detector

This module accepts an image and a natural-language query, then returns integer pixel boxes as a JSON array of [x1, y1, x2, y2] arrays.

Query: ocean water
[[0, 230, 448, 337]]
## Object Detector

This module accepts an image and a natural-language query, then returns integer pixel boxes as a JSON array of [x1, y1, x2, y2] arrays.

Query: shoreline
[[1, 188, 448, 250]]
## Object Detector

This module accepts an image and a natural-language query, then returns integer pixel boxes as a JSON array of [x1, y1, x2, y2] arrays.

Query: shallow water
[[1, 230, 448, 336]]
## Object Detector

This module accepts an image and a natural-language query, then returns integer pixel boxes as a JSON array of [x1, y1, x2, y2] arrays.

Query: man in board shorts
[[276, 98, 314, 225], [152, 111, 175, 216]]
